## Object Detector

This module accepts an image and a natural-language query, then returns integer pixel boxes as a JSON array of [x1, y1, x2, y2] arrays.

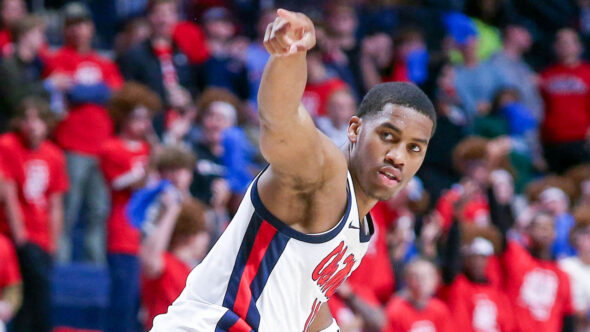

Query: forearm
[[3, 182, 26, 244], [257, 54, 307, 128], [344, 294, 386, 331], [140, 205, 179, 276], [441, 220, 461, 284], [50, 194, 64, 250], [360, 57, 381, 91], [0, 283, 22, 320]]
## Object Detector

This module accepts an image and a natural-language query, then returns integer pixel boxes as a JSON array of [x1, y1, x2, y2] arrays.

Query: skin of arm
[[140, 192, 181, 279], [0, 283, 22, 322], [49, 194, 64, 255], [2, 181, 27, 246], [308, 303, 336, 332]]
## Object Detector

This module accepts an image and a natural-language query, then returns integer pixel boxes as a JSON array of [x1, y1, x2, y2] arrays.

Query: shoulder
[[40, 140, 66, 164], [429, 298, 451, 315]]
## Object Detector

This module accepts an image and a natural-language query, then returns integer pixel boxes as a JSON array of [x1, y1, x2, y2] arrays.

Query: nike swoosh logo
[[348, 223, 360, 230]]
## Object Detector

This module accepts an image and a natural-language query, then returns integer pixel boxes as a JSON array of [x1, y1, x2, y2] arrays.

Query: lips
[[378, 166, 402, 187]]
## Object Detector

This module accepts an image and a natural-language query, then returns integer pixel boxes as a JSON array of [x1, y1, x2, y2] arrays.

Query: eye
[[380, 132, 394, 141], [408, 144, 421, 153]]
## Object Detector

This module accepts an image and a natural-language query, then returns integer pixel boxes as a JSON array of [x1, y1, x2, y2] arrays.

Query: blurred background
[[1, 0, 590, 331]]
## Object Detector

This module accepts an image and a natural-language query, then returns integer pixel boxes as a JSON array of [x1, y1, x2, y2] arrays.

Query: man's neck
[[344, 147, 378, 218]]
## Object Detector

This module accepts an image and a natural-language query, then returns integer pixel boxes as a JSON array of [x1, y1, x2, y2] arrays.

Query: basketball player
[[150, 9, 436, 332]]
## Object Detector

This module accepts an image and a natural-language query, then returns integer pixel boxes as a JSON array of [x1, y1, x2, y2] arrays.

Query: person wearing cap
[[538, 185, 577, 259], [440, 219, 515, 332], [559, 208, 590, 331], [47, 2, 124, 265], [490, 178, 576, 332]]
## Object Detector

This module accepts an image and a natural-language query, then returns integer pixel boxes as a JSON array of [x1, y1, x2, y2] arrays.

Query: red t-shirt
[[501, 242, 574, 332], [99, 138, 150, 254], [0, 29, 12, 57], [172, 21, 210, 65], [45, 46, 124, 155], [0, 233, 21, 289], [0, 133, 69, 252], [439, 275, 515, 332], [383, 297, 452, 332], [540, 62, 590, 143], [302, 78, 348, 118], [141, 252, 191, 330], [435, 187, 490, 232]]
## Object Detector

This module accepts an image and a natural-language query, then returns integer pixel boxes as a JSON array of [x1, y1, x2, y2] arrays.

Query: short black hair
[[357, 82, 437, 135]]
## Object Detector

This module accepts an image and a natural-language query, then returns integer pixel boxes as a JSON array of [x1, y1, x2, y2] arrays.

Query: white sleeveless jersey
[[151, 170, 374, 332]]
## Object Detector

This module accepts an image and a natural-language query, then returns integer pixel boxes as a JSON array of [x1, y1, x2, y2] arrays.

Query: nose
[[385, 144, 405, 169]]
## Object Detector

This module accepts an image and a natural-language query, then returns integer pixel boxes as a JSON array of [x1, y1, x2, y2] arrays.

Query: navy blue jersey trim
[[250, 172, 352, 244], [359, 213, 375, 243]]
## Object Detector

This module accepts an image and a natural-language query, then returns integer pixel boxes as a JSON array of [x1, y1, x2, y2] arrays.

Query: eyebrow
[[379, 122, 429, 145]]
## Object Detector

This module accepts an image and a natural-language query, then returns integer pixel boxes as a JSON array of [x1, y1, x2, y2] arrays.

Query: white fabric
[[318, 319, 340, 332], [151, 171, 370, 331], [559, 257, 590, 313]]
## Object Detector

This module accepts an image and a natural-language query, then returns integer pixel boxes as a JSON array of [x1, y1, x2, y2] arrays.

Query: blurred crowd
[[0, 0, 590, 331]]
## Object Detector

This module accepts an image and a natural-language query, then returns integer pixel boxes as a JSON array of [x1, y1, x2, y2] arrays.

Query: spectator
[[244, 8, 274, 107], [491, 205, 576, 332], [418, 62, 468, 202], [440, 219, 515, 331], [559, 208, 590, 332], [302, 48, 349, 118], [140, 197, 209, 330], [384, 27, 429, 85], [359, 32, 393, 93], [565, 163, 590, 210], [540, 28, 590, 174], [0, 97, 68, 332], [98, 83, 160, 332], [0, 15, 51, 132], [189, 92, 242, 208], [117, 0, 198, 110], [316, 89, 357, 147], [0, 0, 25, 57], [0, 233, 22, 328], [201, 6, 250, 100], [113, 18, 151, 59], [488, 20, 544, 121], [320, 0, 363, 96], [382, 258, 452, 332], [452, 21, 504, 123], [48, 2, 124, 264]]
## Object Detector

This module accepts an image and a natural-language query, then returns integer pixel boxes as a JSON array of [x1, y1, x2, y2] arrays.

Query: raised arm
[[258, 9, 345, 188]]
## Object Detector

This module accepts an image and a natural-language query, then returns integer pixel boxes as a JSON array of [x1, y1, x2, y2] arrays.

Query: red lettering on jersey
[[312, 241, 357, 297], [303, 298, 322, 332]]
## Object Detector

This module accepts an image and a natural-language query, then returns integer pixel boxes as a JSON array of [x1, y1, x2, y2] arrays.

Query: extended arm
[[257, 9, 344, 188], [2, 181, 27, 246]]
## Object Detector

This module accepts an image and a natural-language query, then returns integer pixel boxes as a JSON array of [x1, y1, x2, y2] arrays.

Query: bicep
[[259, 104, 344, 185]]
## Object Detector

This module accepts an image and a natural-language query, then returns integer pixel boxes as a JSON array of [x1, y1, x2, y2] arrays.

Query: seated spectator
[[418, 62, 468, 202], [48, 2, 124, 264], [491, 205, 576, 332], [0, 15, 51, 132], [98, 83, 160, 332], [189, 93, 250, 209], [488, 19, 543, 121], [0, 233, 22, 328], [140, 198, 209, 330], [201, 7, 249, 100], [117, 0, 198, 111], [0, 0, 25, 57], [359, 32, 393, 93], [384, 27, 429, 85], [302, 48, 348, 118], [245, 9, 275, 107], [382, 258, 452, 332], [540, 28, 590, 174], [559, 208, 590, 332], [316, 89, 357, 147], [565, 163, 590, 211], [0, 97, 68, 332]]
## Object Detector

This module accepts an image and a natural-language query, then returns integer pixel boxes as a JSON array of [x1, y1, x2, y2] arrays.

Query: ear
[[347, 116, 361, 144]]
